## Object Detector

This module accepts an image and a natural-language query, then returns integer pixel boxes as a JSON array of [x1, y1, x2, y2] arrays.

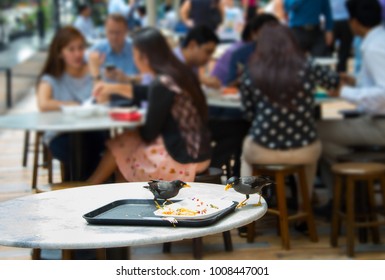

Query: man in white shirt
[[317, 0, 385, 210]]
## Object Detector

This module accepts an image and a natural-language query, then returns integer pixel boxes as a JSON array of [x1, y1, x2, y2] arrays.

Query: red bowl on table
[[221, 87, 239, 95], [109, 108, 142, 122]]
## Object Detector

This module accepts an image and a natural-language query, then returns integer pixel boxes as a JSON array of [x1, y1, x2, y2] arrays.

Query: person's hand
[[185, 19, 194, 28], [339, 73, 356, 86], [104, 68, 127, 83], [88, 51, 105, 77], [327, 88, 340, 98], [88, 51, 105, 68], [92, 81, 113, 103], [203, 76, 222, 89], [325, 31, 334, 47]]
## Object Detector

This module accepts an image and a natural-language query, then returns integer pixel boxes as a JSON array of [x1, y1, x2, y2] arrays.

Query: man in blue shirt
[[88, 14, 139, 84], [284, 0, 333, 56]]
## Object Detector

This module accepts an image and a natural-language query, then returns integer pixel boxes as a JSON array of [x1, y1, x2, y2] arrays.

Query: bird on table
[[143, 180, 191, 208], [225, 176, 274, 208]]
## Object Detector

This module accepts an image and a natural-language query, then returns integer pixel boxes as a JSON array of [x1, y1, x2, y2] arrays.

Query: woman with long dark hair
[[36, 26, 107, 181], [239, 23, 339, 211], [88, 27, 211, 184]]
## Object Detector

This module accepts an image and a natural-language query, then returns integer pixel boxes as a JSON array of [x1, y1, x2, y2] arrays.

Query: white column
[[146, 0, 157, 27]]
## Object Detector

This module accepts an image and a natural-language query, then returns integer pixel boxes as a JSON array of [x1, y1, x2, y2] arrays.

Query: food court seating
[[330, 162, 385, 257], [249, 164, 318, 249]]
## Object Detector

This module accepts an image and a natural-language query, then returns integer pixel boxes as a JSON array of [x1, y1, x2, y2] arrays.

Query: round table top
[[0, 111, 142, 132], [0, 182, 267, 250]]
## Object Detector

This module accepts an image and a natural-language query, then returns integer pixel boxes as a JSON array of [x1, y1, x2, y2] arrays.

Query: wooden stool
[[330, 162, 385, 257], [250, 164, 318, 249], [163, 167, 233, 259], [337, 152, 385, 164], [33, 181, 107, 260]]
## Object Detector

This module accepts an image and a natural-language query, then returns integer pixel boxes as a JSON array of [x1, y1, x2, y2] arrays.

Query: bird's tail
[[143, 185, 150, 190], [260, 176, 275, 185]]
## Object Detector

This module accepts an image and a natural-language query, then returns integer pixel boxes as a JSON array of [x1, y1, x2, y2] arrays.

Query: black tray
[[83, 199, 237, 227]]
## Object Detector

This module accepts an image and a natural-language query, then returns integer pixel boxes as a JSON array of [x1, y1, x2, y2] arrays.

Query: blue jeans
[[49, 131, 108, 181]]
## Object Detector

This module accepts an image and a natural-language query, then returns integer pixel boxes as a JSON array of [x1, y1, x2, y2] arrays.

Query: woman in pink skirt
[[88, 28, 211, 184]]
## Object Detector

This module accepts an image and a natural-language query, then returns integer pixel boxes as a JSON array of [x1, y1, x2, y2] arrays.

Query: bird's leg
[[236, 195, 250, 208], [163, 199, 174, 206], [162, 199, 174, 207], [154, 199, 163, 209], [253, 192, 263, 207]]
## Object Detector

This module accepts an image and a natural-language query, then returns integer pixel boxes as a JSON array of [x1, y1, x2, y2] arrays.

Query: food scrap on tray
[[153, 197, 232, 220]]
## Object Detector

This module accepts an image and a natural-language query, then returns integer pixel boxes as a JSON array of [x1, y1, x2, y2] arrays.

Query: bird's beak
[[225, 184, 233, 191], [183, 183, 191, 188]]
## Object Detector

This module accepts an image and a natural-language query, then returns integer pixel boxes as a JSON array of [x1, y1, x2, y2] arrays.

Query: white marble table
[[0, 111, 143, 181], [0, 111, 142, 132], [0, 182, 267, 251]]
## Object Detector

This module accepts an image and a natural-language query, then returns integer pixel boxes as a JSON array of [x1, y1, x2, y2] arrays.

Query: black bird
[[143, 180, 191, 208], [225, 176, 274, 208]]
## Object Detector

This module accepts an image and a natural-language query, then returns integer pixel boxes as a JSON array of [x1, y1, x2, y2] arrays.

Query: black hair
[[248, 23, 306, 107], [137, 5, 146, 16], [249, 13, 279, 32], [77, 4, 89, 15], [132, 27, 208, 119], [346, 0, 382, 28], [241, 22, 253, 42], [182, 25, 219, 48]]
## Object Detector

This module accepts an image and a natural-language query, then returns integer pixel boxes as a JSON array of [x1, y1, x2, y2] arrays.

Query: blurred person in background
[[227, 13, 279, 86], [212, 21, 252, 85], [240, 23, 339, 219], [284, 0, 334, 57], [317, 0, 385, 211], [88, 14, 140, 84], [87, 28, 211, 184], [260, 0, 287, 23], [174, 25, 221, 89], [243, 0, 259, 21], [218, 0, 245, 42], [36, 26, 107, 181], [330, 0, 353, 72], [73, 4, 95, 41], [108, 0, 130, 16], [180, 0, 224, 32]]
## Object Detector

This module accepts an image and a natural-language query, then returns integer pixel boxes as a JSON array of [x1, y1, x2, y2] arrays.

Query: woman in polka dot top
[[239, 23, 339, 210]]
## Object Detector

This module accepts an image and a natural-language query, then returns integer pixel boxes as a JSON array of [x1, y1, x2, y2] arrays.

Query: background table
[[0, 182, 267, 256], [0, 111, 143, 180]]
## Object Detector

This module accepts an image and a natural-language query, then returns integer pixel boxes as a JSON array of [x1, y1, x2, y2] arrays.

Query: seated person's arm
[[37, 82, 79, 112], [140, 83, 174, 142], [226, 50, 244, 86], [88, 51, 105, 80], [93, 82, 133, 103], [339, 50, 385, 113], [92, 81, 149, 105], [104, 67, 142, 84], [199, 70, 222, 89]]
